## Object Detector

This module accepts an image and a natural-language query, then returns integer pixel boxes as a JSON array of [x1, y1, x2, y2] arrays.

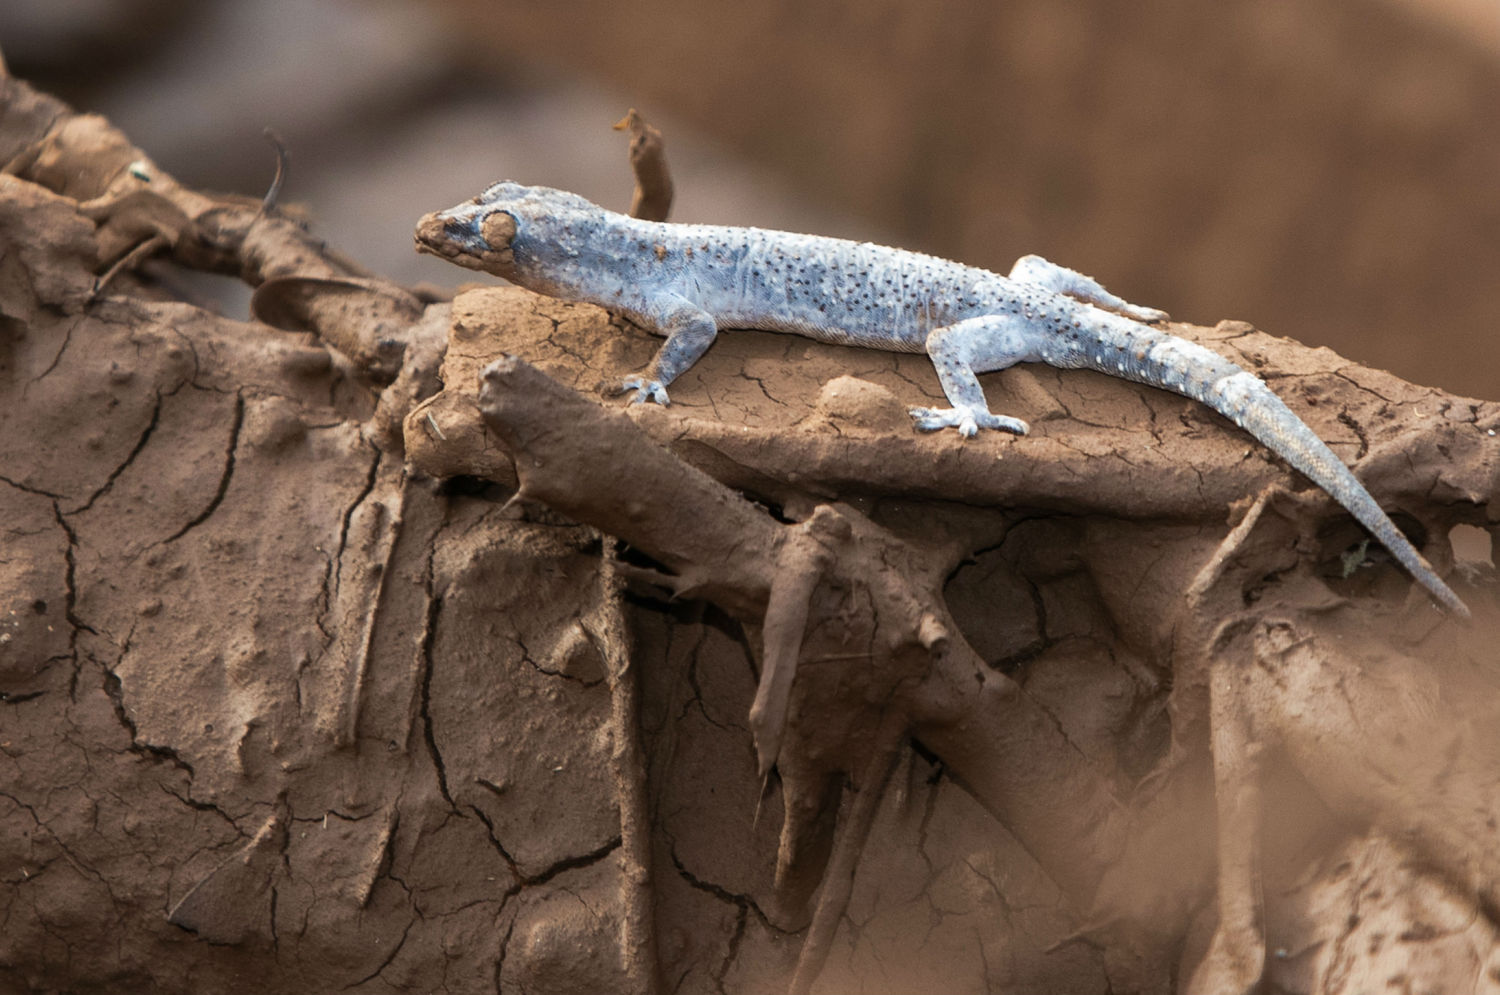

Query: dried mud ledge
[[3, 75, 1500, 995]]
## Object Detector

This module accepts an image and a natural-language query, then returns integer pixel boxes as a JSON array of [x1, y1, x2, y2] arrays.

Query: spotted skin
[[415, 182, 1469, 616]]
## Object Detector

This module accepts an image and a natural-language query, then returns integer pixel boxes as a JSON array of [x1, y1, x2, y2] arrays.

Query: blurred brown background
[[4, 0, 1497, 398]]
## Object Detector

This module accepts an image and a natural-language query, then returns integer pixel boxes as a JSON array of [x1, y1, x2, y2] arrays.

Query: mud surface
[[3, 75, 1500, 994]]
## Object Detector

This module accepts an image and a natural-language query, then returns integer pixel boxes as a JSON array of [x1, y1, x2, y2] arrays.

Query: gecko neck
[[509, 208, 651, 301]]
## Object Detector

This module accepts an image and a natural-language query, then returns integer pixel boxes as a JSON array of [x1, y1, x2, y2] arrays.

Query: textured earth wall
[[3, 73, 1500, 995]]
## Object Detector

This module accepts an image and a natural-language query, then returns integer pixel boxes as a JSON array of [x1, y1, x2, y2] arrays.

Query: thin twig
[[90, 232, 169, 299], [261, 128, 289, 215]]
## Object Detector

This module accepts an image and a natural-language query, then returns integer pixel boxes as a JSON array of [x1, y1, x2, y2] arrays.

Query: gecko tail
[[1211, 372, 1470, 617], [1086, 317, 1470, 617]]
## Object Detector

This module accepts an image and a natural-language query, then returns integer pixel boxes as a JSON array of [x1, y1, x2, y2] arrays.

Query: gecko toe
[[908, 407, 951, 432], [622, 377, 670, 406], [910, 405, 1028, 438], [978, 414, 1029, 435]]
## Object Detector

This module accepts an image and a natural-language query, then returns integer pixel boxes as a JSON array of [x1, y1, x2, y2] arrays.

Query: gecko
[[414, 181, 1469, 617]]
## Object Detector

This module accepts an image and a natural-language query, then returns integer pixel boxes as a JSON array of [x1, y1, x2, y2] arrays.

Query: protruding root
[[1182, 651, 1267, 995], [585, 541, 664, 995], [788, 712, 907, 995], [771, 770, 843, 929], [749, 506, 847, 777]]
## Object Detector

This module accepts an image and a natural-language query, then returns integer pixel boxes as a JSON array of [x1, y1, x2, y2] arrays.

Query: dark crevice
[[269, 882, 280, 949], [311, 441, 382, 649], [1, 788, 119, 902], [1331, 368, 1396, 405], [289, 809, 376, 825], [0, 473, 64, 499], [50, 503, 93, 698], [469, 804, 522, 876], [470, 801, 622, 898], [102, 665, 194, 775], [715, 906, 748, 994], [161, 391, 244, 544], [667, 840, 787, 936], [684, 632, 732, 731], [27, 315, 79, 386], [521, 834, 622, 889], [418, 571, 455, 809], [310, 546, 336, 647], [515, 631, 606, 689], [96, 619, 203, 777], [65, 391, 163, 516], [341, 912, 415, 990], [990, 575, 1051, 677], [493, 913, 518, 994], [1337, 409, 1370, 460], [333, 443, 384, 595], [158, 783, 238, 829]]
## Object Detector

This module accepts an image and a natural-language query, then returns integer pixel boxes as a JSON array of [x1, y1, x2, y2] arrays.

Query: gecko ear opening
[[482, 211, 517, 251]]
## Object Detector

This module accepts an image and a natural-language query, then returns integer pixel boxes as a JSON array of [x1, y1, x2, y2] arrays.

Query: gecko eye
[[482, 211, 518, 250]]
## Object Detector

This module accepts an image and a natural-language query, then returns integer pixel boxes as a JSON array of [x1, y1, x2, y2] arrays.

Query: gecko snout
[[414, 211, 459, 257], [414, 208, 517, 276], [414, 211, 475, 258]]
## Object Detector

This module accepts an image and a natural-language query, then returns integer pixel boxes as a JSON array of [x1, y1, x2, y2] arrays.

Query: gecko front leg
[[622, 292, 718, 405], [909, 315, 1034, 438], [1008, 254, 1169, 324]]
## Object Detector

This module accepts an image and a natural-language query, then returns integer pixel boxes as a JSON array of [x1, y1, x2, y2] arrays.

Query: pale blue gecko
[[414, 182, 1469, 616]]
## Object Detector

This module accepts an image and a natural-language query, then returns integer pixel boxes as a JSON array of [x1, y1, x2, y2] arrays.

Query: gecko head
[[415, 189, 519, 277], [415, 181, 601, 279]]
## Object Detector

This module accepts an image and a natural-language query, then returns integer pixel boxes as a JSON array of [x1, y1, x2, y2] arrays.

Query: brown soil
[[3, 73, 1500, 995]]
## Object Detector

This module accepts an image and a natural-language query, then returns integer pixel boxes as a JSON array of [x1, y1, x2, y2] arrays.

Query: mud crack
[[65, 391, 163, 516], [162, 390, 244, 544], [418, 571, 454, 809]]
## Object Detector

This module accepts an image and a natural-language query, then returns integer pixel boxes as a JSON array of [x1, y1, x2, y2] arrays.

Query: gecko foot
[[909, 406, 1029, 438], [620, 376, 670, 406], [1123, 304, 1170, 324]]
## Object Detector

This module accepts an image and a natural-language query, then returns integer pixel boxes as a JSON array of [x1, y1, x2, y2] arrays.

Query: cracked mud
[[3, 74, 1500, 995]]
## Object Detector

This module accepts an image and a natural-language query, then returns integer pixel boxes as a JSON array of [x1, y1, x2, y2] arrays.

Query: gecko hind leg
[[1008, 254, 1168, 323], [909, 315, 1035, 438]]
